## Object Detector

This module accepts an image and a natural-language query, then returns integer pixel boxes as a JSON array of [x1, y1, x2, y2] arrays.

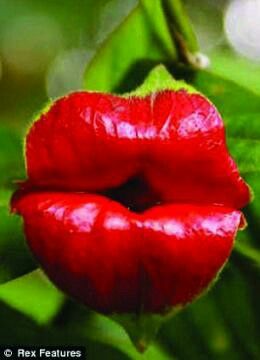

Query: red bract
[[12, 89, 250, 314]]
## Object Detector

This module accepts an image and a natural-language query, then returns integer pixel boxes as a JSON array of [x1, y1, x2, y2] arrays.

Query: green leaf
[[0, 189, 36, 284], [210, 50, 260, 96], [84, 0, 177, 93], [234, 236, 260, 266], [0, 269, 64, 324], [188, 295, 238, 359], [0, 125, 25, 186], [87, 0, 139, 46], [191, 71, 260, 177], [192, 70, 260, 117], [214, 263, 260, 358], [158, 263, 260, 359], [0, 303, 133, 359], [0, 126, 37, 284]]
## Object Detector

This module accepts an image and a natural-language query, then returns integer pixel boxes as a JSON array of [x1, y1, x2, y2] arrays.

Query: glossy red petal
[[12, 192, 242, 313], [25, 90, 250, 208]]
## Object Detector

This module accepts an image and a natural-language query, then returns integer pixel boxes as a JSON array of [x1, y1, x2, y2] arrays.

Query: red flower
[[12, 89, 250, 314]]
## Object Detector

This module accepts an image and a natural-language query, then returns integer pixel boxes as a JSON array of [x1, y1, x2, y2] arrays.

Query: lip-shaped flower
[[11, 67, 250, 317]]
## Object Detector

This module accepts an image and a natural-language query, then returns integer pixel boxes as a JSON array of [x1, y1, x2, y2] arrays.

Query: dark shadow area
[[101, 175, 161, 213], [113, 59, 196, 94]]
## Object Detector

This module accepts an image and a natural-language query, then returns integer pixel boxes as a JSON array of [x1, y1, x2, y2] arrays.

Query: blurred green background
[[0, 0, 260, 359]]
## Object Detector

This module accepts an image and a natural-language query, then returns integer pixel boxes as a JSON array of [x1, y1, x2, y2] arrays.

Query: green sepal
[[111, 308, 180, 353]]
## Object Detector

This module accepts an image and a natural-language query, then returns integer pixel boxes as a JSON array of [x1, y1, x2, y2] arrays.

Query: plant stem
[[161, 0, 209, 69]]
